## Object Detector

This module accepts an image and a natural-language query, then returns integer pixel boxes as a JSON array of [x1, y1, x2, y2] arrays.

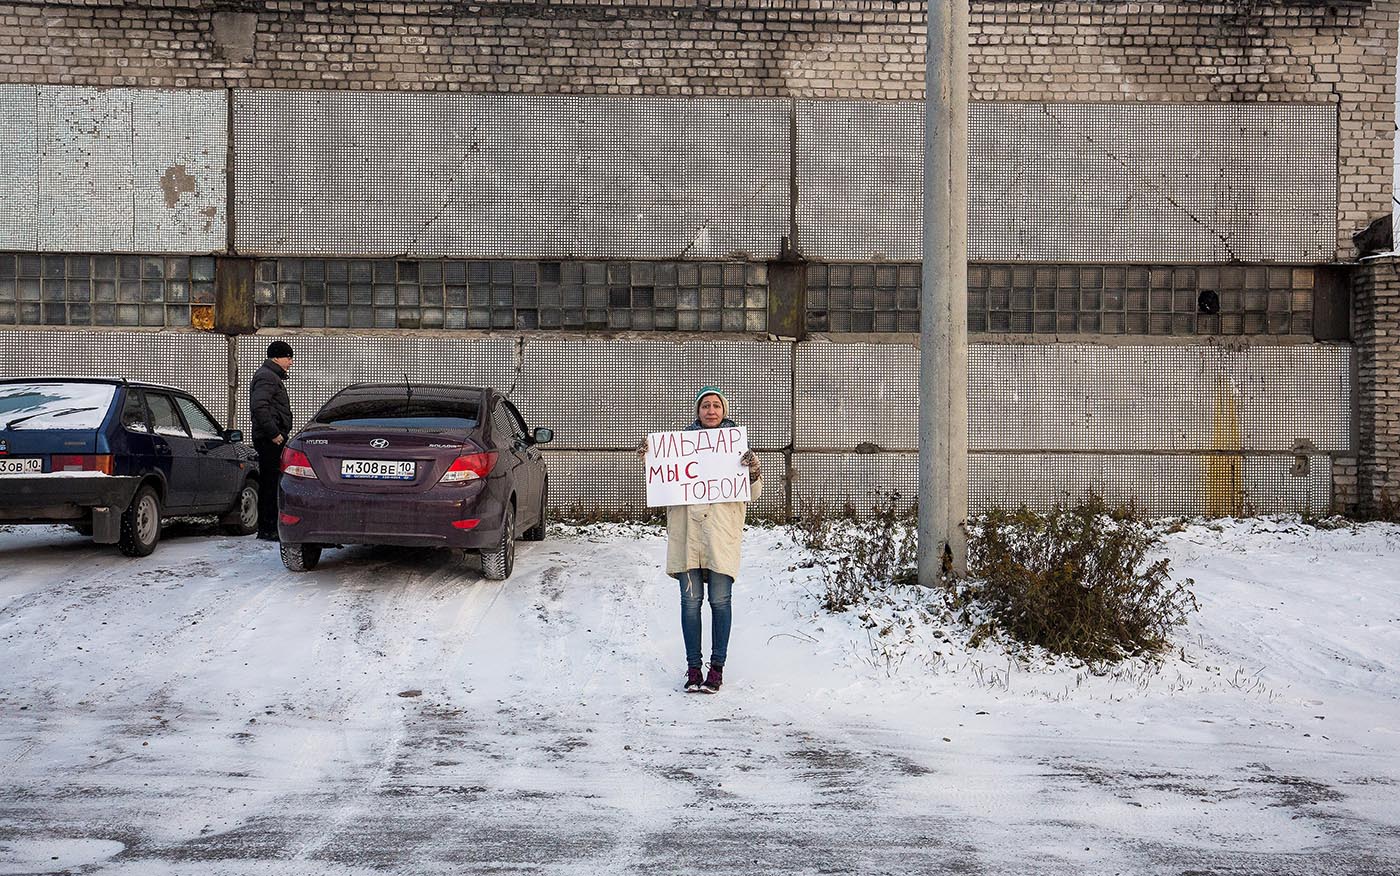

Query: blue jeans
[[677, 569, 733, 669]]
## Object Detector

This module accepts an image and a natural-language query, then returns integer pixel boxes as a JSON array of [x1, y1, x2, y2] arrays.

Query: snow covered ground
[[1, 517, 1398, 875]]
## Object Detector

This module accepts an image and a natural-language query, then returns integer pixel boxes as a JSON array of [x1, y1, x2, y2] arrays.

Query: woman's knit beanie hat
[[695, 385, 728, 418]]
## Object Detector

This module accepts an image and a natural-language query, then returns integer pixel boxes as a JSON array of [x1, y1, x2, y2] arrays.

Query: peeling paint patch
[[160, 164, 198, 208]]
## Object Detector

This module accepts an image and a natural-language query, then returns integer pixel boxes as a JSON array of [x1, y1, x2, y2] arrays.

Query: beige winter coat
[[665, 475, 761, 579]]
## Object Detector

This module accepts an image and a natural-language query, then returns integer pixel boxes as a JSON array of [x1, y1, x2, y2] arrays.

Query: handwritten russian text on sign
[[645, 426, 750, 508]]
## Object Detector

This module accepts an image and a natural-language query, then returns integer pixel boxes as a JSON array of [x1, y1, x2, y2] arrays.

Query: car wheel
[[480, 503, 515, 581], [220, 479, 259, 536], [280, 542, 321, 572], [118, 484, 161, 557], [522, 479, 547, 542]]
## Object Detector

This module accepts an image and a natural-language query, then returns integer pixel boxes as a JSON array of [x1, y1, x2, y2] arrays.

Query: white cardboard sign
[[644, 426, 751, 508]]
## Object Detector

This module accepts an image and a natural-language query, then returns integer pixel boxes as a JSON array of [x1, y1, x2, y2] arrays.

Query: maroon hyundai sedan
[[277, 383, 552, 578]]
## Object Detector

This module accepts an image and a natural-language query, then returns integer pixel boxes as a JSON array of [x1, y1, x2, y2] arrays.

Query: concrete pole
[[919, 0, 969, 581]]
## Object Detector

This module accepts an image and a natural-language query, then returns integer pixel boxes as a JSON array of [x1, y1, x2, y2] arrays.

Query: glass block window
[[806, 262, 922, 333], [807, 262, 1317, 338], [0, 253, 211, 328], [253, 258, 769, 334]]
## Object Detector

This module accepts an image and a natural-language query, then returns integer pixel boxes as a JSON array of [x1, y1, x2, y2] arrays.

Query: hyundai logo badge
[[369, 438, 389, 449]]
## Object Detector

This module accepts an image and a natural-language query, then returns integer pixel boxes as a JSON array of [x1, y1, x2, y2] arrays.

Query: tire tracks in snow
[[283, 547, 510, 864], [3, 535, 283, 730]]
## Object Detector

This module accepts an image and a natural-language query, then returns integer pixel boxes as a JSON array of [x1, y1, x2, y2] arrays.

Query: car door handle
[[156, 446, 172, 456]]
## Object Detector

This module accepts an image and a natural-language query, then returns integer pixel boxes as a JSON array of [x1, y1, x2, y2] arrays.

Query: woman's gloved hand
[[740, 450, 760, 481]]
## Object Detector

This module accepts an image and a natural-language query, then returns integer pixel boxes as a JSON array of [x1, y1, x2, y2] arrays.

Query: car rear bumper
[[277, 478, 504, 549], [0, 474, 142, 523]]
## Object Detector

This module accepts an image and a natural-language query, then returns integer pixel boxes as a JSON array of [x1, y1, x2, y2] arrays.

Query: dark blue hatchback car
[[0, 377, 259, 556]]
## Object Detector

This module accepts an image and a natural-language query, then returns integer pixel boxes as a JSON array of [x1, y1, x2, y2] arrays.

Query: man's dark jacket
[[249, 359, 292, 445]]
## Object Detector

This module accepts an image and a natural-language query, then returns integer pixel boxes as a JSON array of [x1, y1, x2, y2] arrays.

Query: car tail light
[[281, 447, 317, 479], [439, 451, 497, 484], [451, 519, 480, 530], [51, 454, 113, 474], [279, 512, 301, 524]]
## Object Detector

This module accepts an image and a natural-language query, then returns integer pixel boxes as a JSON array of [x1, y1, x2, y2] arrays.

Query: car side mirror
[[224, 429, 243, 443], [533, 427, 553, 445]]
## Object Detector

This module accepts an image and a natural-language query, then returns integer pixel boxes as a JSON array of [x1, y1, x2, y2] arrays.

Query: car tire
[[522, 479, 547, 542], [480, 503, 515, 581], [220, 479, 259, 536], [118, 484, 161, 557], [280, 542, 321, 572]]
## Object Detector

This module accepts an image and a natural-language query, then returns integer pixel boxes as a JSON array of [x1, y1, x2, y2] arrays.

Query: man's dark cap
[[267, 340, 294, 359]]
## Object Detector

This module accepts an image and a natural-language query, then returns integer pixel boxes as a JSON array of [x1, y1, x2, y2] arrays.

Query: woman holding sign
[[642, 386, 762, 694]]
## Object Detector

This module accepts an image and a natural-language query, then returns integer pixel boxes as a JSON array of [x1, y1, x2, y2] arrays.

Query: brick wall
[[1353, 257, 1400, 514], [0, 1, 1394, 253], [1332, 454, 1359, 514]]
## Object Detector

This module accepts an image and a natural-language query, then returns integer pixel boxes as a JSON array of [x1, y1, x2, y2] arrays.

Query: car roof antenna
[[404, 374, 412, 405]]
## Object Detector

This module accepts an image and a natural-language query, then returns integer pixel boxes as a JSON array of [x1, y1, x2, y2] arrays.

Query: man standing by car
[[250, 340, 295, 541]]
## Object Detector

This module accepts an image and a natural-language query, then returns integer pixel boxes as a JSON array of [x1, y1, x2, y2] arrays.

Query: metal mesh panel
[[35, 88, 133, 253], [795, 341, 919, 450], [792, 451, 1331, 518], [796, 341, 1350, 454], [806, 340, 1349, 453], [132, 90, 229, 252], [0, 86, 226, 254], [799, 101, 1337, 263], [0, 329, 230, 423], [543, 451, 650, 517], [511, 337, 793, 450], [970, 103, 1338, 262], [234, 92, 788, 260], [968, 343, 1352, 453], [968, 453, 1333, 517], [575, 96, 789, 260], [797, 101, 924, 261], [545, 449, 784, 519], [791, 453, 920, 516], [0, 330, 1352, 519], [0, 87, 38, 251], [234, 334, 518, 438]]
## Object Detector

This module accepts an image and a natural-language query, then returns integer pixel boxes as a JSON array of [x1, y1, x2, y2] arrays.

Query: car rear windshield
[[0, 382, 117, 431], [314, 397, 479, 432]]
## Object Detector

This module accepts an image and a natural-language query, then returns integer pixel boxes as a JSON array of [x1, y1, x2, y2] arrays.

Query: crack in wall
[[402, 127, 483, 257], [677, 177, 775, 260], [506, 335, 526, 398], [1037, 105, 1242, 263]]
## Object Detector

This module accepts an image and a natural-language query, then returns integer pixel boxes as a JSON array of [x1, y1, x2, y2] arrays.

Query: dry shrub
[[964, 494, 1198, 662], [797, 491, 918, 612]]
